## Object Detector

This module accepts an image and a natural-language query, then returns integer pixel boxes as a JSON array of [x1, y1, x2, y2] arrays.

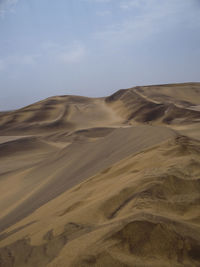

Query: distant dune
[[0, 83, 200, 267]]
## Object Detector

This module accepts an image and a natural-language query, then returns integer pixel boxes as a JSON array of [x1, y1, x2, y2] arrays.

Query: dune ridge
[[0, 83, 200, 267]]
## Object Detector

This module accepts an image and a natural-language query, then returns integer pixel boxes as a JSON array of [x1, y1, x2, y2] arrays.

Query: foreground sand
[[0, 83, 200, 267]]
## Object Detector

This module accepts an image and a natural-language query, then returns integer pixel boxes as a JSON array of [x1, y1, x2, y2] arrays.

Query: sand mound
[[0, 83, 200, 267], [106, 83, 200, 125], [0, 96, 122, 135]]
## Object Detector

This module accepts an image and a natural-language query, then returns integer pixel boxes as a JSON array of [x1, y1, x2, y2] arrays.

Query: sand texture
[[0, 83, 200, 267]]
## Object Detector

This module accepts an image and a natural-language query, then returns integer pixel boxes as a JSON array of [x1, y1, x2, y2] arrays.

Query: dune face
[[0, 83, 200, 267]]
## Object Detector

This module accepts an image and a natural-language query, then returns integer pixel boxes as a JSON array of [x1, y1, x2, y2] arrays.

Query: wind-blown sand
[[0, 83, 200, 267]]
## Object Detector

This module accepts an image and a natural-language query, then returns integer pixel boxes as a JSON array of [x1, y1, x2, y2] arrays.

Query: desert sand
[[0, 83, 200, 267]]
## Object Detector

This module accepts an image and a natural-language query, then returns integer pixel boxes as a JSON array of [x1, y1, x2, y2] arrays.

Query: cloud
[[119, 0, 143, 9], [42, 42, 87, 64], [94, 0, 111, 2], [95, 0, 200, 45], [0, 59, 5, 71], [19, 55, 39, 65], [57, 44, 86, 63], [0, 54, 39, 71], [83, 0, 112, 3], [0, 0, 19, 18], [96, 10, 111, 16], [0, 42, 86, 72]]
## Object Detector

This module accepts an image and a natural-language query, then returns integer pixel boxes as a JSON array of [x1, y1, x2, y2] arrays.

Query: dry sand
[[0, 83, 200, 267]]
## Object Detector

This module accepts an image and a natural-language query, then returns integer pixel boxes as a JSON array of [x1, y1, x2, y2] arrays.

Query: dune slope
[[0, 83, 200, 267]]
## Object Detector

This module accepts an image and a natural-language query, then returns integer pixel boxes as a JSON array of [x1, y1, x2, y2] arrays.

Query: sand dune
[[106, 83, 200, 125], [0, 83, 200, 267]]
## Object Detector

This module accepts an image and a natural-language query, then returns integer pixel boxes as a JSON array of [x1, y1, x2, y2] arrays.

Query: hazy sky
[[0, 0, 200, 110]]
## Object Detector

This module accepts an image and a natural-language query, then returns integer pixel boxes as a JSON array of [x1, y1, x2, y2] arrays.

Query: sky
[[0, 0, 200, 110]]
